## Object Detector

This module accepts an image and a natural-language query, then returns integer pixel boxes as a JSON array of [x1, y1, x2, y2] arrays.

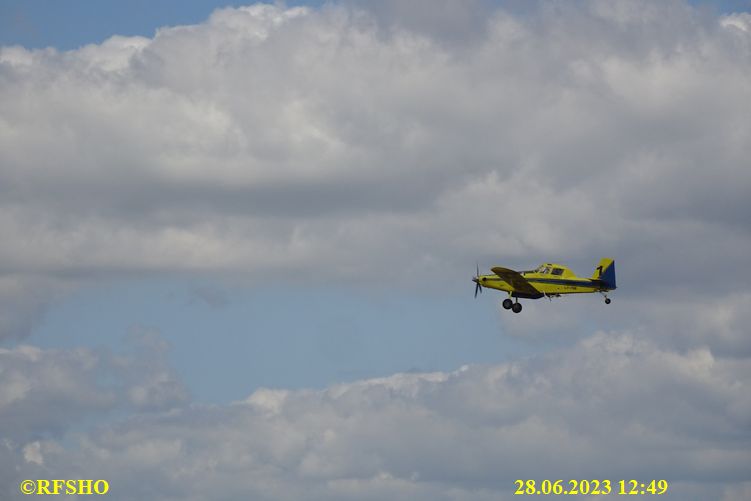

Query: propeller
[[473, 264, 483, 298]]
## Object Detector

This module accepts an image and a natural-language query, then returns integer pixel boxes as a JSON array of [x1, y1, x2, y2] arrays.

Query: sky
[[1, 0, 750, 500]]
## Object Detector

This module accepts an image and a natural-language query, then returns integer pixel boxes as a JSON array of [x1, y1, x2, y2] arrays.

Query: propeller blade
[[473, 263, 483, 298]]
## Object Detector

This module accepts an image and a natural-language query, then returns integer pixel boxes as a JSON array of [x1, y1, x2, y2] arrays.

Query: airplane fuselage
[[476, 262, 616, 299], [477, 273, 603, 297]]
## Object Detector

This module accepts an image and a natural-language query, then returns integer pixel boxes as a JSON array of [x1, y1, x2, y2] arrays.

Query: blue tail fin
[[592, 258, 616, 290]]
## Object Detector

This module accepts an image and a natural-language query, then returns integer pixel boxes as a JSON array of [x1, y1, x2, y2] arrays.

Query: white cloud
[[0, 344, 115, 441], [1, 0, 750, 338], [22, 441, 44, 466], [721, 12, 751, 32], [1, 331, 747, 500], [0, 335, 187, 446]]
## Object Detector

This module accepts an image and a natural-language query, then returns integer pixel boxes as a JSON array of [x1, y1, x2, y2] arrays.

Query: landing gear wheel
[[605, 298, 611, 304], [502, 298, 513, 310], [511, 302, 522, 313]]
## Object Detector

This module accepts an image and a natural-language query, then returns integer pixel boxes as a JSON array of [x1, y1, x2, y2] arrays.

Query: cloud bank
[[1, 0, 749, 339], [2, 331, 749, 500]]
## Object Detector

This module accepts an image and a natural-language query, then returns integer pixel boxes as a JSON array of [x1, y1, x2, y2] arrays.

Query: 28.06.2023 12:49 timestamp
[[514, 479, 669, 496]]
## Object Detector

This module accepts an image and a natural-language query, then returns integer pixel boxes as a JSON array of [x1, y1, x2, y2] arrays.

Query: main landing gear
[[502, 298, 522, 313]]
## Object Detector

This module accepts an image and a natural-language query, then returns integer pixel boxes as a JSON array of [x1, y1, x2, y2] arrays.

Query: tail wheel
[[605, 298, 611, 304], [502, 298, 513, 310], [511, 302, 522, 313]]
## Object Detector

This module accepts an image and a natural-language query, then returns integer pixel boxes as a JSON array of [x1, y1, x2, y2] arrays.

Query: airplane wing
[[491, 267, 542, 296]]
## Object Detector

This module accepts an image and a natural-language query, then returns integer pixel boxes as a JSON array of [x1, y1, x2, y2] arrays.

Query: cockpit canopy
[[535, 264, 567, 276]]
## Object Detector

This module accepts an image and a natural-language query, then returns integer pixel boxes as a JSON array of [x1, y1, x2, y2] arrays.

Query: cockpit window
[[552, 268, 564, 276], [541, 266, 550, 274]]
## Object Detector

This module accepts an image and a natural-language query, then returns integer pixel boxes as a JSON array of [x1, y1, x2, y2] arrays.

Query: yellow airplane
[[472, 258, 616, 313]]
